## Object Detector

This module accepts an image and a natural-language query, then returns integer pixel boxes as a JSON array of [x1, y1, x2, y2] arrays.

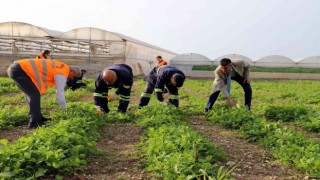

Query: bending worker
[[143, 56, 168, 94], [156, 56, 167, 67], [139, 65, 185, 108], [66, 69, 87, 90], [94, 64, 133, 113], [7, 58, 81, 128], [204, 58, 252, 112]]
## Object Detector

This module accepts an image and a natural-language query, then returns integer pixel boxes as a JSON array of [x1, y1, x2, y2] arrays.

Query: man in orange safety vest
[[7, 58, 81, 128]]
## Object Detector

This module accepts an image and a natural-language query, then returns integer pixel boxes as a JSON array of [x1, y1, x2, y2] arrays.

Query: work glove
[[107, 94, 118, 102], [162, 93, 169, 100], [95, 105, 104, 115]]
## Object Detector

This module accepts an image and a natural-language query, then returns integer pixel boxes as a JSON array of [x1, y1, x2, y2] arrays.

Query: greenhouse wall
[[125, 41, 176, 76], [297, 56, 320, 68]]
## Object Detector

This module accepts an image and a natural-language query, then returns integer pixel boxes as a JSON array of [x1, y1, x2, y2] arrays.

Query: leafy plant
[[265, 105, 308, 122]]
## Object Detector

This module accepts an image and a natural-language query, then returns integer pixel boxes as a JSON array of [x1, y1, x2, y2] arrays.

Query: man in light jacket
[[204, 58, 252, 111]]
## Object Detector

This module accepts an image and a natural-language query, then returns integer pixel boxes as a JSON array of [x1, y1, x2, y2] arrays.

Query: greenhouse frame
[[0, 21, 176, 76]]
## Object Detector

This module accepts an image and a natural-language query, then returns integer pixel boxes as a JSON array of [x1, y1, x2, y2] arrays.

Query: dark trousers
[[139, 83, 154, 107], [7, 62, 42, 123], [205, 74, 252, 110]]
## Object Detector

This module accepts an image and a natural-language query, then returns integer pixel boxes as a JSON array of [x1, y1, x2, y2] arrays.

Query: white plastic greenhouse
[[297, 56, 320, 68], [169, 53, 212, 71], [0, 21, 176, 76], [212, 54, 254, 66], [254, 55, 296, 68]]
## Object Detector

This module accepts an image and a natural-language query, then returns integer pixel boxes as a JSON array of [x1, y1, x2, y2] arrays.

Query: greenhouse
[[297, 56, 320, 68], [212, 54, 254, 66], [254, 55, 296, 68], [169, 53, 212, 71], [0, 21, 176, 76]]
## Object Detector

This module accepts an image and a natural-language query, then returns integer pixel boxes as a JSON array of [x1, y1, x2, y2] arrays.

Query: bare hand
[[228, 98, 236, 107], [244, 78, 251, 84]]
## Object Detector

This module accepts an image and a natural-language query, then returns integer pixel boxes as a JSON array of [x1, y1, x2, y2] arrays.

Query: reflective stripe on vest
[[169, 95, 179, 100], [29, 59, 42, 91]]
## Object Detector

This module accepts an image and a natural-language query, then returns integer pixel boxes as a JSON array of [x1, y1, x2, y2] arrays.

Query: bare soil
[[70, 124, 150, 180], [0, 125, 32, 143]]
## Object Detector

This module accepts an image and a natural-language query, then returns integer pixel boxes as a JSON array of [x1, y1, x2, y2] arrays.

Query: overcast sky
[[1, 0, 319, 59]]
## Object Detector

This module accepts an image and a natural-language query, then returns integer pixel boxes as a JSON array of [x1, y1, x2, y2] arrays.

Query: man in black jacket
[[139, 65, 185, 108], [94, 64, 133, 113], [66, 69, 87, 90]]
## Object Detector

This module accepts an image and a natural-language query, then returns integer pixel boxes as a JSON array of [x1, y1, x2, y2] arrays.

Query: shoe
[[41, 116, 52, 122], [204, 108, 209, 113], [28, 121, 46, 129]]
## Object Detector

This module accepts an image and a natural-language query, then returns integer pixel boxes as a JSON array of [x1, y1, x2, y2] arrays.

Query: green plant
[[265, 105, 309, 122]]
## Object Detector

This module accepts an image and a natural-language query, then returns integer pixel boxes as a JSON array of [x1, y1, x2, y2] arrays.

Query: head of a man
[[102, 70, 117, 85], [42, 50, 51, 59], [220, 58, 232, 74], [156, 56, 162, 62], [68, 67, 82, 80], [170, 73, 185, 87], [81, 69, 87, 75]]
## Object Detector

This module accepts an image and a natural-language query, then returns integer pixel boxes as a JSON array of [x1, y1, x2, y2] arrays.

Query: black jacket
[[154, 66, 185, 107], [94, 64, 133, 112]]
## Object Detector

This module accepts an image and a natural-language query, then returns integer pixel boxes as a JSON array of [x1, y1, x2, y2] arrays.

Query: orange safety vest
[[36, 53, 45, 59], [17, 59, 70, 94], [157, 60, 168, 67]]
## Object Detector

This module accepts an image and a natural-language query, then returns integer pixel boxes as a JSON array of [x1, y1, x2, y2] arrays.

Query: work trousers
[[7, 62, 42, 123]]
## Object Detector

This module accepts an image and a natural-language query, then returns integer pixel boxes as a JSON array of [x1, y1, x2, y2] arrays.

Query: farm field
[[1, 77, 320, 179]]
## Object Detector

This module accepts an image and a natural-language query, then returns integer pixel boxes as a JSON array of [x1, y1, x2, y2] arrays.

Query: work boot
[[28, 121, 46, 129]]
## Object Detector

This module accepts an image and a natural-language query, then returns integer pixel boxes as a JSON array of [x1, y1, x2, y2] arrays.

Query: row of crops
[[1, 77, 320, 178]]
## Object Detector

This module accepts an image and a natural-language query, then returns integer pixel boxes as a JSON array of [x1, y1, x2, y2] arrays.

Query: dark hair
[[156, 56, 162, 59], [43, 50, 50, 55], [42, 50, 50, 58], [220, 58, 231, 66], [81, 69, 87, 74], [173, 74, 185, 87]]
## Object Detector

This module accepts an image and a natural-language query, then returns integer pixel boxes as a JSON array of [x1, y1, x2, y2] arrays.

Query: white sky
[[1, 0, 320, 59]]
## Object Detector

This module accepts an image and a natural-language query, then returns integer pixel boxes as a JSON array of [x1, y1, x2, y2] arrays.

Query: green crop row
[[265, 105, 320, 133], [0, 102, 124, 179], [136, 104, 232, 180], [207, 107, 320, 176], [0, 106, 28, 130], [0, 78, 20, 95]]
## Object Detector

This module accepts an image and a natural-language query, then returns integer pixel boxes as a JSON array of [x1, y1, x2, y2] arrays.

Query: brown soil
[[0, 125, 33, 143], [189, 116, 303, 180], [68, 124, 150, 180]]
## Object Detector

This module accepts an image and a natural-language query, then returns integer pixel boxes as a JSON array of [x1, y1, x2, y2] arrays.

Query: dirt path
[[189, 116, 302, 180], [71, 124, 149, 180], [0, 125, 32, 143]]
